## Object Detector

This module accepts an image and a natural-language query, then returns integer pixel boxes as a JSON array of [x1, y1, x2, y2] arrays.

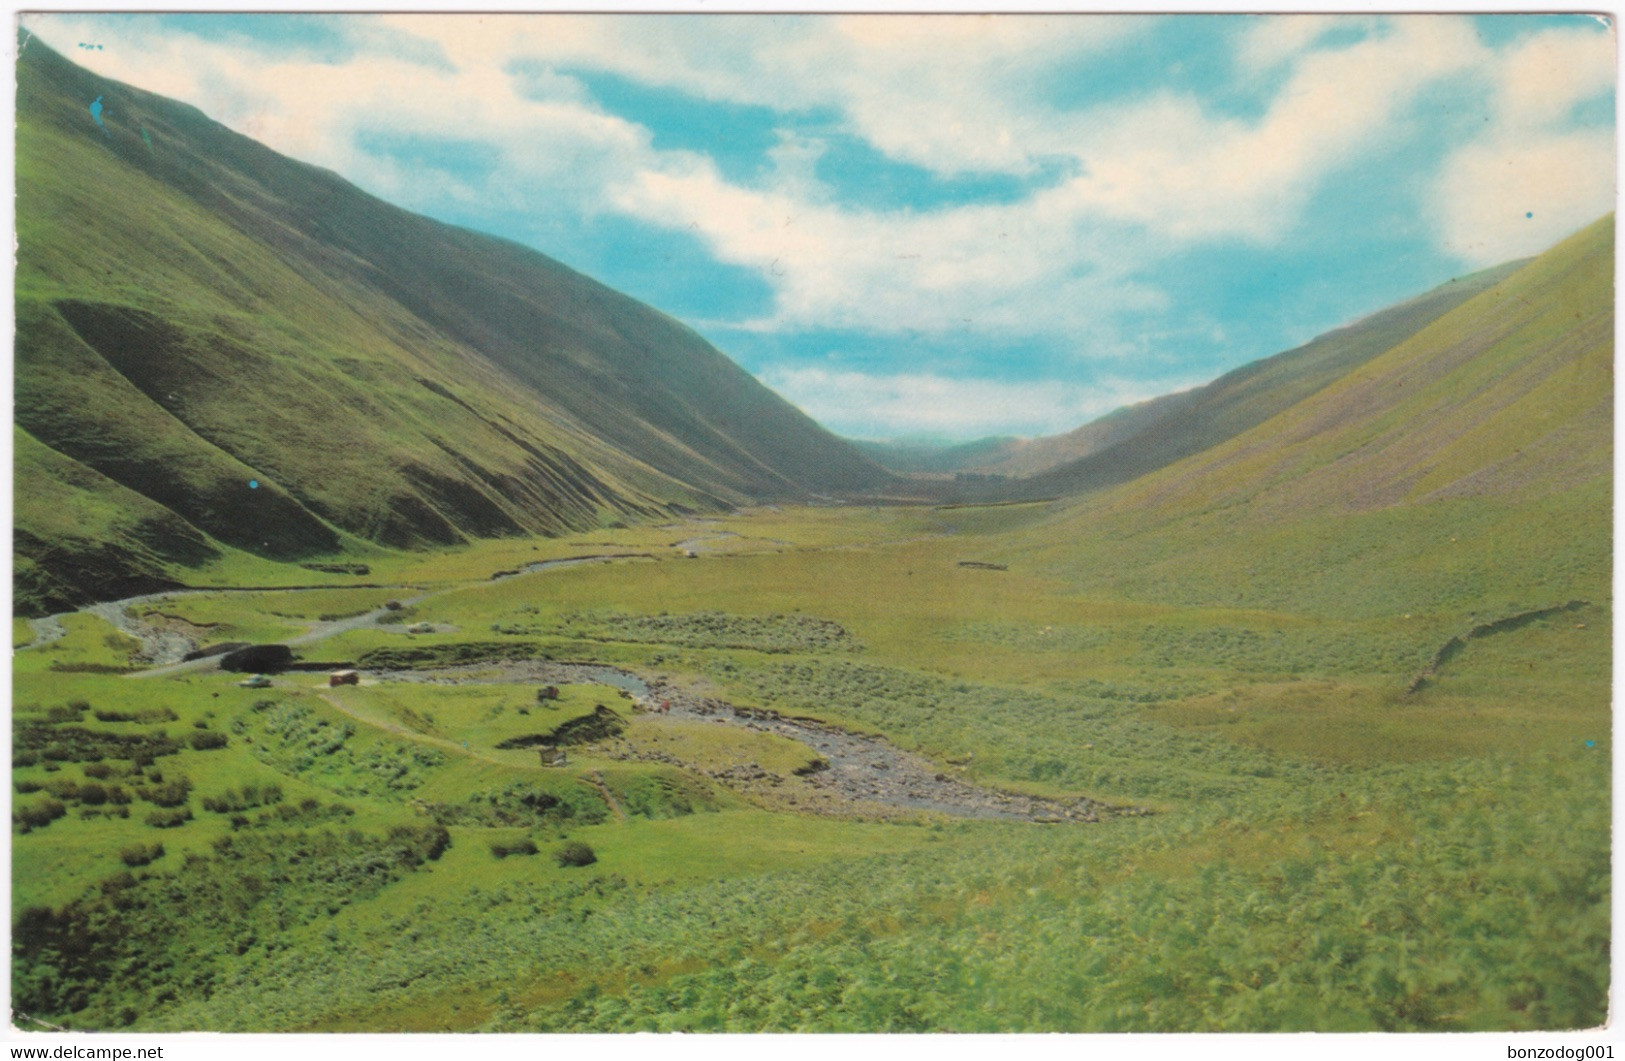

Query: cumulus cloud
[[1050, 17, 1487, 242], [1433, 130, 1615, 265], [609, 161, 1170, 338], [599, 15, 1504, 336], [20, 10, 1615, 421], [758, 366, 1197, 438], [1431, 24, 1616, 266], [1234, 14, 1374, 74]]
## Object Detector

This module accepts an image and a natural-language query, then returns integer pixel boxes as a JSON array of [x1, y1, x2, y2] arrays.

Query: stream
[[375, 660, 1117, 823], [20, 557, 1124, 823]]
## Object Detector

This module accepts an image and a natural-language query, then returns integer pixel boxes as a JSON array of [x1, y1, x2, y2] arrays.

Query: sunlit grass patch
[[329, 681, 621, 757], [113, 591, 304, 643], [13, 612, 142, 676], [620, 717, 824, 778]]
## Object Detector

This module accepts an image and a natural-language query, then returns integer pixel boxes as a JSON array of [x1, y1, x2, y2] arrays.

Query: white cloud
[[604, 15, 1501, 336], [376, 13, 1147, 180], [1431, 24, 1616, 266], [1234, 14, 1371, 74], [1497, 25, 1616, 130], [1433, 130, 1615, 265], [22, 12, 1614, 359], [1051, 17, 1486, 242], [758, 366, 1192, 438], [610, 161, 1172, 338]]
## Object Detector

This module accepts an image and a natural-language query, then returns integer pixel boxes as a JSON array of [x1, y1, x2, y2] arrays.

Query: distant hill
[[14, 37, 891, 613], [1003, 216, 1613, 619], [994, 258, 1526, 497], [971, 391, 1204, 480], [849, 436, 1024, 476]]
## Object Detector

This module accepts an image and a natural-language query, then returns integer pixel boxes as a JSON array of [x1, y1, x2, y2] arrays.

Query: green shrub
[[13, 798, 66, 832], [554, 841, 597, 868], [15, 723, 181, 765], [202, 783, 283, 814], [138, 777, 192, 807], [145, 807, 193, 829], [189, 731, 229, 751], [387, 823, 452, 864], [119, 842, 165, 867], [46, 702, 89, 723], [490, 839, 540, 859]]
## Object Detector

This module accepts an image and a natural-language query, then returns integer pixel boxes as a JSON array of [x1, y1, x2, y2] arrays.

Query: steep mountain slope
[[978, 391, 1202, 480], [14, 38, 890, 612], [992, 259, 1525, 494], [1003, 216, 1613, 620]]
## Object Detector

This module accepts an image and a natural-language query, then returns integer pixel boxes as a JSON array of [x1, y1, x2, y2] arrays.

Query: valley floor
[[11, 502, 1611, 1032]]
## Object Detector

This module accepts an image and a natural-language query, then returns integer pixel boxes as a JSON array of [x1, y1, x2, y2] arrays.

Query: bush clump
[[94, 708, 178, 724], [201, 783, 284, 814], [137, 777, 192, 807], [145, 807, 193, 829], [356, 641, 548, 671], [13, 799, 67, 833], [554, 840, 597, 868], [490, 838, 540, 859], [119, 842, 165, 867], [189, 731, 229, 751], [387, 823, 452, 865], [14, 724, 182, 765]]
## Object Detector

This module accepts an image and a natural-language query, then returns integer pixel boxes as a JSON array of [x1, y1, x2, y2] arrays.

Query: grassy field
[[11, 494, 1610, 1032]]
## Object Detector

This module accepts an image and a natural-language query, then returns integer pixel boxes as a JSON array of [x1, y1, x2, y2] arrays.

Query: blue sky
[[22, 12, 1616, 439]]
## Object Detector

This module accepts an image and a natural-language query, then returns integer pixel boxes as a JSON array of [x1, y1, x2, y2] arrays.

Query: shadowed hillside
[[14, 37, 890, 613]]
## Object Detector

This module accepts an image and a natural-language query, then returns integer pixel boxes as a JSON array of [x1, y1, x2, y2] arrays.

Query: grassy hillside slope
[[15, 37, 889, 613], [990, 259, 1526, 492], [1004, 216, 1612, 621]]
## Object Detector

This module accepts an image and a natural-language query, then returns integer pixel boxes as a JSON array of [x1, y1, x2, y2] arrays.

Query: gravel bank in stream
[[373, 660, 1132, 823]]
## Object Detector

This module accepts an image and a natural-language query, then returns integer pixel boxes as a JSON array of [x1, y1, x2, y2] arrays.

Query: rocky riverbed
[[373, 659, 1132, 824]]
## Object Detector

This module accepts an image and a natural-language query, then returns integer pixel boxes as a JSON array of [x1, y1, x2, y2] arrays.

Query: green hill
[[14, 37, 890, 614], [987, 259, 1526, 494], [1003, 216, 1613, 620], [979, 391, 1203, 479], [848, 435, 1024, 476]]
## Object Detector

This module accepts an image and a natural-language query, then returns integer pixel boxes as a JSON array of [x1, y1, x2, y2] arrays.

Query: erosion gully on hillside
[[20, 557, 1126, 824]]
